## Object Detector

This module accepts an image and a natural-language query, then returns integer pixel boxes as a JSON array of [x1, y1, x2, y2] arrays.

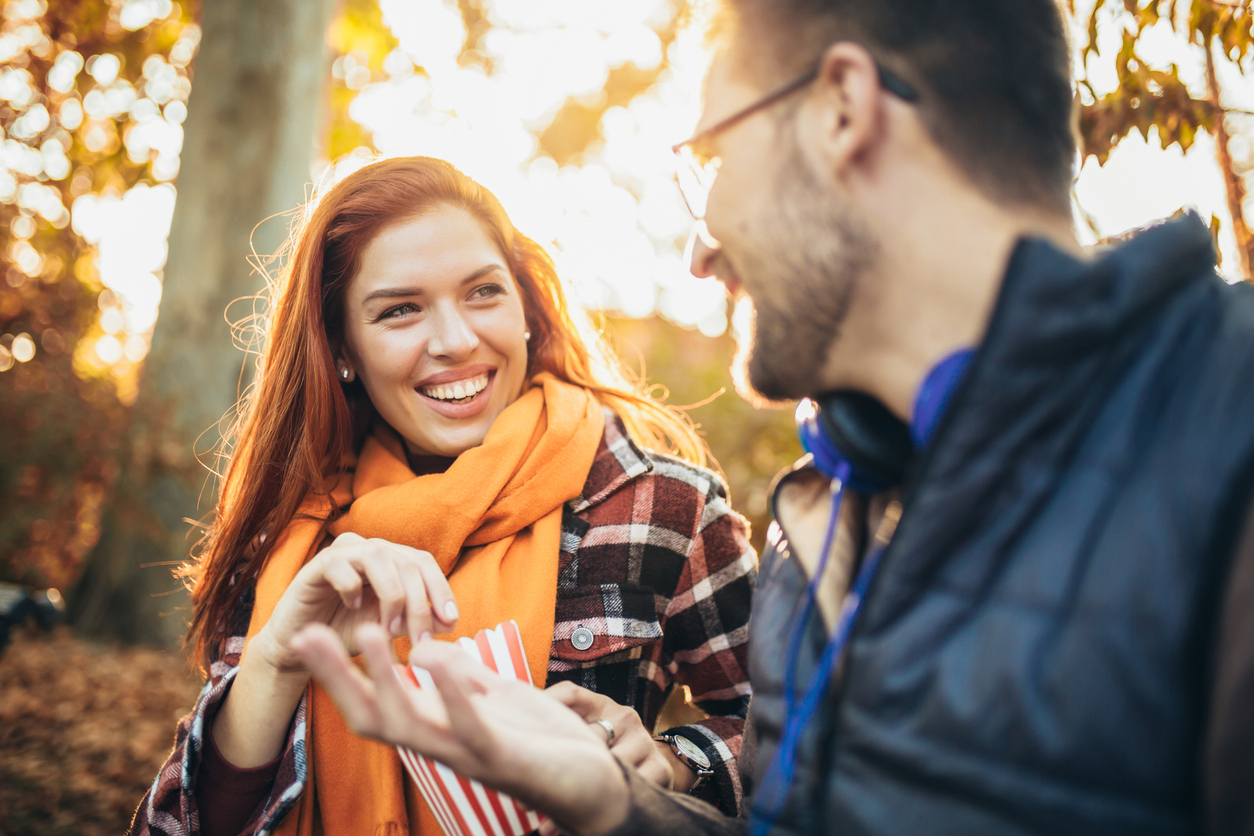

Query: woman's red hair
[[181, 156, 706, 672]]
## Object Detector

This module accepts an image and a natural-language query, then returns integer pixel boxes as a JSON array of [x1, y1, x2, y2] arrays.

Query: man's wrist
[[561, 752, 632, 835], [654, 739, 693, 792], [653, 732, 713, 794]]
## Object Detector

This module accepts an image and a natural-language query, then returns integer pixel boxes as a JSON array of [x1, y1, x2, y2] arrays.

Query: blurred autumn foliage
[[0, 0, 199, 591], [1073, 0, 1253, 278], [0, 626, 200, 836]]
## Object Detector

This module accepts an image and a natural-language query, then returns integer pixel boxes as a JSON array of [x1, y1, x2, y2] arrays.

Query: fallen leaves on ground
[[0, 626, 201, 836]]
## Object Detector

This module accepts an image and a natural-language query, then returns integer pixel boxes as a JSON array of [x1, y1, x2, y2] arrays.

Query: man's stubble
[[727, 134, 877, 405]]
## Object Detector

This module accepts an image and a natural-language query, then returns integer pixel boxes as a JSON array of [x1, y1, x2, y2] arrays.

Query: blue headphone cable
[[751, 347, 974, 834], [750, 468, 884, 836]]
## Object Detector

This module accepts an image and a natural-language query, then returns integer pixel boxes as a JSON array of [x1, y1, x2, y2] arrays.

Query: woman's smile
[[415, 368, 496, 419], [419, 370, 490, 403]]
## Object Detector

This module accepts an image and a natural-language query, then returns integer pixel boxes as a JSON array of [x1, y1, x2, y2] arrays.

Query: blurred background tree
[[1071, 0, 1253, 279], [72, 0, 337, 645]]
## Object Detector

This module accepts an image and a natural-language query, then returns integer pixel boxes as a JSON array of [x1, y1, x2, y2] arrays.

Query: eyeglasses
[[671, 59, 920, 220]]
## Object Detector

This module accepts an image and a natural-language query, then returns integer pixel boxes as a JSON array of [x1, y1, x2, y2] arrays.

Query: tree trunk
[[1205, 35, 1254, 283], [71, 0, 336, 647]]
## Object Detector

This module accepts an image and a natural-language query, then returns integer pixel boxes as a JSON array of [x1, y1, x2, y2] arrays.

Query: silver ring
[[590, 718, 615, 747]]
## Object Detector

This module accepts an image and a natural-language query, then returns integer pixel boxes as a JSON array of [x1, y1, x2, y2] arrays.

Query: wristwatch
[[654, 732, 714, 793]]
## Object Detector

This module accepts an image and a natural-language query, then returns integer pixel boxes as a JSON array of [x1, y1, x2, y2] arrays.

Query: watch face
[[674, 735, 711, 770]]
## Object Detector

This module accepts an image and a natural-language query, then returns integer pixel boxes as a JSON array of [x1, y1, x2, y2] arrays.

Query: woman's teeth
[[421, 373, 489, 402]]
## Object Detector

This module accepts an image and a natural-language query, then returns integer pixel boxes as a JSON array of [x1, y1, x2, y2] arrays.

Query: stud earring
[[340, 367, 350, 380], [524, 331, 531, 341]]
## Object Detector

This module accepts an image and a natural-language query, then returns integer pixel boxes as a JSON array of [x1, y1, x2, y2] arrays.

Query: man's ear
[[800, 42, 884, 180]]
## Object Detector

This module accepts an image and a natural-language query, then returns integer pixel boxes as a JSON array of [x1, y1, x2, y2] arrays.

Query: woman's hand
[[210, 534, 455, 769], [290, 622, 632, 836], [254, 532, 458, 674]]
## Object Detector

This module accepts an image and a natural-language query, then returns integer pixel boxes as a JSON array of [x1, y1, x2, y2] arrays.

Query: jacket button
[[571, 627, 594, 650]]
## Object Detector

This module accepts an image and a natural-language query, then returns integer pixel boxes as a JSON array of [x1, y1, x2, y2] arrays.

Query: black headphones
[[796, 347, 976, 490], [796, 391, 914, 492]]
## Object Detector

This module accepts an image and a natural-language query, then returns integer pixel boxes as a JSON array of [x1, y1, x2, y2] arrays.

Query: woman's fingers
[[409, 549, 458, 631], [325, 537, 455, 645], [392, 546, 456, 642], [634, 749, 675, 790], [394, 557, 434, 643], [608, 721, 653, 763], [545, 680, 610, 720], [544, 681, 673, 788], [351, 546, 408, 636], [319, 553, 365, 610], [290, 623, 382, 736], [601, 706, 672, 789]]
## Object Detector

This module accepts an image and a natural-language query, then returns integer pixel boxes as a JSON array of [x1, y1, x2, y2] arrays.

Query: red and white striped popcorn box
[[397, 621, 548, 836]]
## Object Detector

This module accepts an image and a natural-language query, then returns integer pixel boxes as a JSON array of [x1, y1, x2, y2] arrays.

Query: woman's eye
[[381, 303, 418, 319], [472, 283, 505, 300]]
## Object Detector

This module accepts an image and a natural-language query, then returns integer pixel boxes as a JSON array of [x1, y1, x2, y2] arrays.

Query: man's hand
[[547, 682, 693, 790], [291, 622, 632, 836]]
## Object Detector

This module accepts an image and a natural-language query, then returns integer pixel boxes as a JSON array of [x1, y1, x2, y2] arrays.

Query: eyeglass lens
[[675, 144, 717, 220]]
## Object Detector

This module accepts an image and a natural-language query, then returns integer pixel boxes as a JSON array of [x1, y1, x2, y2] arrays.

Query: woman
[[129, 157, 755, 836]]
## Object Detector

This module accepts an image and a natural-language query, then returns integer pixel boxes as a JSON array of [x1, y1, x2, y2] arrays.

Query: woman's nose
[[686, 221, 722, 279], [426, 307, 480, 360]]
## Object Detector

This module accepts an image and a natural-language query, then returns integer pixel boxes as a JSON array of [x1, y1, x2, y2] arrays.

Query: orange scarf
[[245, 374, 604, 836]]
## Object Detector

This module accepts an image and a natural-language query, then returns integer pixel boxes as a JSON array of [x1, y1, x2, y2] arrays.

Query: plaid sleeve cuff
[[129, 666, 309, 836], [130, 664, 238, 835], [250, 689, 308, 836]]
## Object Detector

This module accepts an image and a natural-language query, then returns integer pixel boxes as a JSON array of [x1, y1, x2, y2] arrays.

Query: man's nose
[[686, 221, 722, 279], [427, 306, 479, 360]]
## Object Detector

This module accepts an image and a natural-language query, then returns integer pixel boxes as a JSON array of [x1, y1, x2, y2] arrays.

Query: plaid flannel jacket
[[129, 413, 757, 836]]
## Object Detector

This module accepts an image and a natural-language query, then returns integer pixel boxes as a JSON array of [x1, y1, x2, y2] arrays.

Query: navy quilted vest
[[751, 215, 1254, 835]]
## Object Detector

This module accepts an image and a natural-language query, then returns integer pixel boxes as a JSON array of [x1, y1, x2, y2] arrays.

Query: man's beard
[[727, 142, 876, 405]]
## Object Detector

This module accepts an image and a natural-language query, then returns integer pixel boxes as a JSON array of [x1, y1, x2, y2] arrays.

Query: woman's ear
[[336, 356, 356, 384]]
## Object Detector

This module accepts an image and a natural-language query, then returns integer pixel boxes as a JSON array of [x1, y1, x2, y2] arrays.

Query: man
[[292, 0, 1254, 833]]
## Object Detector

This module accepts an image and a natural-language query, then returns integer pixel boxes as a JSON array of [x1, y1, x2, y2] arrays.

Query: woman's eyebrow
[[360, 265, 506, 306], [457, 263, 507, 286]]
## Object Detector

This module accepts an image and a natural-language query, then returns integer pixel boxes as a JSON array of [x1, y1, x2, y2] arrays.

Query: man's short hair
[[714, 0, 1077, 213]]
